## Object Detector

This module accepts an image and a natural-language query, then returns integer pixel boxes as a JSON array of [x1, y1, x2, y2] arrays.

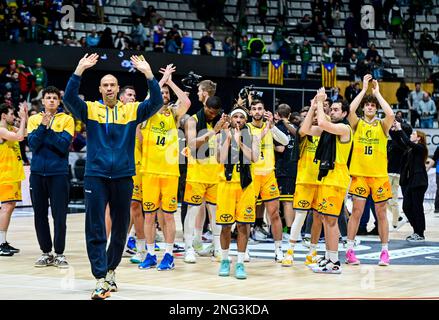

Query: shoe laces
[[96, 278, 107, 291], [55, 255, 66, 262], [106, 270, 115, 282]]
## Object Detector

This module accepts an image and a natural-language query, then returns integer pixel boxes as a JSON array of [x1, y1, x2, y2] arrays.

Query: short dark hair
[[0, 103, 13, 117], [331, 100, 350, 117], [206, 96, 222, 109], [250, 99, 264, 108], [276, 103, 291, 118], [42, 86, 61, 99], [119, 85, 135, 97], [361, 94, 379, 108]]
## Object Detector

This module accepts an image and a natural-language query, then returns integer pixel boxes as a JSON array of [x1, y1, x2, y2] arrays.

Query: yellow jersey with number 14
[[350, 119, 388, 178], [140, 108, 180, 177], [247, 122, 275, 176]]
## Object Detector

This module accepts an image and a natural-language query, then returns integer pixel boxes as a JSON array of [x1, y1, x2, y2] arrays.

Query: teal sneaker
[[138, 253, 157, 269], [157, 253, 175, 271], [235, 263, 247, 279], [130, 251, 146, 264], [218, 259, 230, 277]]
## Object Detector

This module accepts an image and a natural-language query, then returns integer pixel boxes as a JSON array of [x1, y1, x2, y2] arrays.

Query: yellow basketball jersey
[[350, 119, 388, 178], [140, 108, 180, 177], [186, 115, 221, 184], [296, 135, 321, 185], [134, 134, 142, 167], [247, 122, 275, 175], [0, 126, 24, 184], [320, 126, 353, 189]]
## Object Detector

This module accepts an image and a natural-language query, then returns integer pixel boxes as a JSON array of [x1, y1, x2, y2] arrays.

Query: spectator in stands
[[348, 53, 359, 81], [356, 46, 365, 61], [131, 17, 147, 50], [79, 36, 87, 48], [76, 0, 95, 23], [298, 14, 313, 36], [330, 87, 343, 102], [409, 82, 424, 128], [342, 43, 355, 63], [325, 0, 342, 29], [86, 28, 100, 47], [16, 60, 35, 100], [0, 60, 20, 105], [146, 5, 162, 27], [199, 29, 215, 55], [248, 34, 266, 77], [344, 12, 357, 47], [223, 36, 235, 58], [94, 0, 105, 24], [33, 58, 47, 94], [371, 55, 384, 80], [315, 24, 333, 45], [271, 16, 287, 53], [114, 31, 129, 50], [419, 28, 435, 55], [181, 31, 194, 55], [431, 49, 439, 75], [6, 5, 21, 43], [321, 41, 331, 63], [238, 34, 249, 76], [165, 34, 180, 54], [277, 39, 293, 78], [417, 92, 436, 128], [300, 39, 312, 80], [345, 81, 360, 103], [129, 0, 145, 23], [97, 27, 114, 49], [396, 80, 410, 109], [257, 0, 268, 25], [366, 43, 379, 61], [153, 18, 166, 51], [166, 24, 182, 49], [388, 4, 403, 40], [332, 47, 342, 63]]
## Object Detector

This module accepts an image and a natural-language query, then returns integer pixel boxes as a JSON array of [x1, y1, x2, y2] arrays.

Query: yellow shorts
[[349, 176, 392, 203], [0, 182, 22, 203], [184, 182, 217, 205], [132, 171, 142, 203], [316, 185, 346, 217], [141, 174, 179, 213], [293, 184, 319, 211], [253, 172, 280, 203], [216, 182, 255, 225]]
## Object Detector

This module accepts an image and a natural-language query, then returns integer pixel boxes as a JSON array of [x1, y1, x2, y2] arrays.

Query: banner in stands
[[420, 129, 439, 155]]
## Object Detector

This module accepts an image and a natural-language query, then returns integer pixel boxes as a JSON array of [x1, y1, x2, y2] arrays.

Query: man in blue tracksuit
[[63, 53, 163, 300], [28, 86, 74, 269]]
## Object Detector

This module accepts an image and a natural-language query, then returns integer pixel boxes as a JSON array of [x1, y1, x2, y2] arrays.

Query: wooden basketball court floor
[[1, 201, 439, 300]]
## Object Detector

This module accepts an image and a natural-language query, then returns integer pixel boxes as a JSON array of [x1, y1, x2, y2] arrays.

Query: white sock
[[325, 251, 329, 260], [0, 231, 6, 244], [237, 251, 245, 264], [382, 243, 388, 251], [289, 211, 307, 242], [328, 250, 339, 262], [347, 239, 355, 250], [275, 240, 282, 251], [136, 239, 146, 252], [194, 228, 202, 242], [165, 243, 174, 255], [207, 204, 221, 252], [184, 206, 198, 249], [129, 226, 136, 237], [308, 244, 317, 255], [289, 241, 296, 250], [146, 243, 155, 255], [222, 249, 229, 261]]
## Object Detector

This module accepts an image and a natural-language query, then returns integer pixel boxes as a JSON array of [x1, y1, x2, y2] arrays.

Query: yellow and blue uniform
[[247, 122, 280, 203], [293, 134, 321, 211], [27, 110, 74, 254], [63, 73, 163, 280], [141, 107, 180, 213], [132, 133, 143, 202], [348, 119, 392, 202], [0, 125, 24, 203], [184, 114, 221, 206], [316, 126, 353, 217]]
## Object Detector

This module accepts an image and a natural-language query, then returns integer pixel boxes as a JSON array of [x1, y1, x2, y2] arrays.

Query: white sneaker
[[275, 248, 284, 263], [130, 251, 146, 264], [184, 247, 197, 263], [282, 232, 290, 242], [193, 239, 204, 254], [155, 232, 163, 242], [244, 248, 251, 262], [252, 226, 269, 241], [198, 243, 214, 257]]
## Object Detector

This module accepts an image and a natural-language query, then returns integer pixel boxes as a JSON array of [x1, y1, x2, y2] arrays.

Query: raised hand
[[130, 55, 154, 79], [41, 111, 53, 127], [264, 110, 274, 128], [371, 79, 380, 96], [362, 74, 373, 91], [315, 87, 327, 103], [75, 53, 99, 75], [18, 102, 28, 121], [159, 64, 176, 84], [233, 125, 241, 144]]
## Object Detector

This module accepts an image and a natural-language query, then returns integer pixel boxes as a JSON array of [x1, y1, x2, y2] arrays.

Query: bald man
[[63, 54, 163, 300]]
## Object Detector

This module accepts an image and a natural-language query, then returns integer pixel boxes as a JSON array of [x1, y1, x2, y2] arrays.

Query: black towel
[[223, 128, 252, 189], [195, 108, 221, 159]]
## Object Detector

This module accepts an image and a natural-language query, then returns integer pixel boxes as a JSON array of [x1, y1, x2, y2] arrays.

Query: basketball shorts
[[253, 172, 280, 203], [277, 177, 295, 202], [141, 174, 179, 213], [216, 181, 255, 225], [184, 182, 217, 205], [316, 185, 347, 217], [132, 170, 142, 203], [0, 182, 22, 203], [349, 176, 392, 203], [293, 184, 319, 211]]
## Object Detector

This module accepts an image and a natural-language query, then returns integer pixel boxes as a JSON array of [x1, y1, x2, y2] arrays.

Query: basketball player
[[346, 74, 394, 266], [63, 53, 163, 300], [216, 107, 260, 279], [183, 95, 223, 263], [138, 64, 191, 271], [247, 100, 288, 262], [0, 103, 27, 256], [301, 88, 353, 274], [27, 86, 74, 268]]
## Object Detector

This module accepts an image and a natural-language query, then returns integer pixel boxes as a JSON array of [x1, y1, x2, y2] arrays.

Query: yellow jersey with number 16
[[350, 119, 388, 178]]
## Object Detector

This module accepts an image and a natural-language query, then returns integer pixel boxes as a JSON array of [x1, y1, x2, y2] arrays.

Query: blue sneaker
[[157, 253, 175, 271], [138, 253, 157, 269], [154, 242, 160, 251], [126, 236, 137, 254], [218, 259, 230, 277], [235, 263, 247, 279]]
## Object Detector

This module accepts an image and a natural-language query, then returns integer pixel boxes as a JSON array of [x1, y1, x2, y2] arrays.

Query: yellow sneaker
[[305, 250, 318, 266], [281, 249, 294, 267]]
